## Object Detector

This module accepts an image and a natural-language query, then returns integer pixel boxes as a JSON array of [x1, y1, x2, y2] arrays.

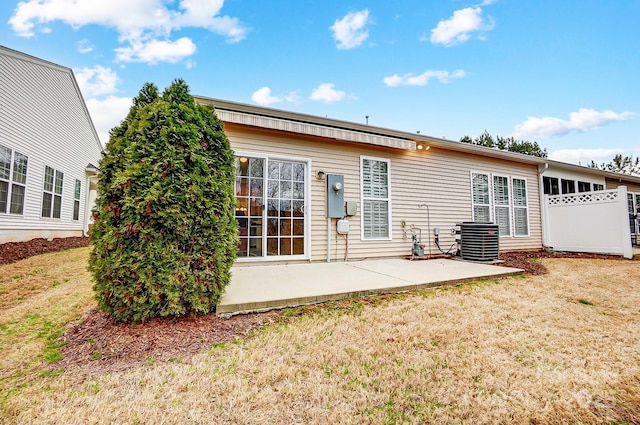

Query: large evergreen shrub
[[90, 79, 238, 322]]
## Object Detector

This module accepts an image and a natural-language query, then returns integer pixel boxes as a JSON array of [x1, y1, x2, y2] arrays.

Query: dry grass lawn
[[1, 249, 639, 424]]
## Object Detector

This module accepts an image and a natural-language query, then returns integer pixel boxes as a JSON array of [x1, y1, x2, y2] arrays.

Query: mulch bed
[[0, 236, 90, 265], [56, 308, 280, 373], [1, 237, 636, 373], [498, 250, 636, 275]]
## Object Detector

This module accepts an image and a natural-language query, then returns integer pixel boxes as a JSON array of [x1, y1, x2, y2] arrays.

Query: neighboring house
[[194, 96, 640, 262], [0, 46, 103, 243]]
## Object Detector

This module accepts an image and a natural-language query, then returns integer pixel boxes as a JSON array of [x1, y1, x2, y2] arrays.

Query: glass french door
[[235, 156, 307, 258]]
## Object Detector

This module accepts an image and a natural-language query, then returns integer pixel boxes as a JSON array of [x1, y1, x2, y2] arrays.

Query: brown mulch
[[56, 309, 280, 373], [1, 237, 636, 373], [498, 249, 637, 275], [0, 236, 90, 265]]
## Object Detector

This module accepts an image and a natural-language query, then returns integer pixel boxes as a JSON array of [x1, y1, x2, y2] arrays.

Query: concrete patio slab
[[217, 258, 523, 316]]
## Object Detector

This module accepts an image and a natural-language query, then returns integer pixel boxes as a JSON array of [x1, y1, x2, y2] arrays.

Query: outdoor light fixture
[[417, 144, 430, 151], [239, 157, 248, 163], [317, 170, 326, 180]]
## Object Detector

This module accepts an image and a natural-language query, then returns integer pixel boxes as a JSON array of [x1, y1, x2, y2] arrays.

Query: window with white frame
[[493, 175, 511, 236], [42, 166, 64, 219], [577, 181, 591, 192], [512, 178, 529, 236], [471, 172, 490, 222], [361, 156, 391, 239], [543, 176, 559, 195], [73, 179, 81, 221], [561, 179, 576, 194], [471, 172, 529, 237], [0, 144, 28, 215]]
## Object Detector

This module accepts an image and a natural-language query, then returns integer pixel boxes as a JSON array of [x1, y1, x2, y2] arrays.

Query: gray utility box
[[327, 174, 345, 218]]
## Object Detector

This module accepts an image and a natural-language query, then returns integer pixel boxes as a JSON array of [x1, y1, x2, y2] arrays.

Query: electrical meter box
[[327, 174, 344, 218], [345, 201, 357, 217]]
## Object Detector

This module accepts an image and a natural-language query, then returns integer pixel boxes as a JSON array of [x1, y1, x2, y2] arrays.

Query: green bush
[[90, 79, 238, 323]]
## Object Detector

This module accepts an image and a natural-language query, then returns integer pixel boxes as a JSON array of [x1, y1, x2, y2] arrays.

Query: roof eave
[[194, 96, 640, 183]]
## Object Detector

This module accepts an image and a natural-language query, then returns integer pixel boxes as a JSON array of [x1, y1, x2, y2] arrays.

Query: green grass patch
[[0, 247, 94, 416]]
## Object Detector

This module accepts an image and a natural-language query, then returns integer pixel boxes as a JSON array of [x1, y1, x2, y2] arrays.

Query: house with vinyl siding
[[3, 42, 633, 259], [195, 96, 640, 262], [0, 46, 102, 243]]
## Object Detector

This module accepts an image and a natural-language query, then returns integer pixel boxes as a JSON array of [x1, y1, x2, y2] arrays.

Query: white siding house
[[0, 46, 103, 243]]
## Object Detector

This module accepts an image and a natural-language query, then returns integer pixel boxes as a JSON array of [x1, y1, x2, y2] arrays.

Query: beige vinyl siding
[[605, 178, 640, 194], [225, 124, 542, 261], [0, 47, 102, 236]]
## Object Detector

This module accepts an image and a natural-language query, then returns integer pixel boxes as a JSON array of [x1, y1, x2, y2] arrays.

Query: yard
[[1, 247, 639, 424]]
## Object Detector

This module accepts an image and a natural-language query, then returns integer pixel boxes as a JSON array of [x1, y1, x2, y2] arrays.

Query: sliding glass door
[[235, 156, 307, 258]]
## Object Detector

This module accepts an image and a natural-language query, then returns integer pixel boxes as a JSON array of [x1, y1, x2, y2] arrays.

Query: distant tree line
[[588, 154, 640, 176], [459, 131, 640, 177], [459, 131, 548, 158]]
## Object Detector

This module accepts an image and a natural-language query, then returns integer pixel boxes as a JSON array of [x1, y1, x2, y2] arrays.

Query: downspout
[[537, 163, 550, 250]]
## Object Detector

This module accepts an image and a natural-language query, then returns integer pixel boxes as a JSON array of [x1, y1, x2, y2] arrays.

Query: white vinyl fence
[[543, 186, 632, 258]]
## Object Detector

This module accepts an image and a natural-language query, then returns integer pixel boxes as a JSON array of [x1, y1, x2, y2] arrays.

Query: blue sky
[[2, 0, 639, 165]]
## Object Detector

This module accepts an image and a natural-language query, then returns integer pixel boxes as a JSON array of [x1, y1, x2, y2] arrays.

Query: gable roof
[[0, 45, 103, 154], [195, 95, 640, 185]]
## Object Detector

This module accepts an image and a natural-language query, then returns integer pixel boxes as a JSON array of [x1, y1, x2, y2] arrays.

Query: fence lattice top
[[547, 190, 619, 206]]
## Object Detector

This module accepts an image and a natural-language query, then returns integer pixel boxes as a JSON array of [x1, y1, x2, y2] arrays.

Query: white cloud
[[330, 9, 370, 50], [310, 83, 348, 103], [74, 65, 120, 97], [84, 96, 133, 147], [251, 87, 282, 106], [430, 7, 494, 47], [383, 69, 465, 87], [9, 0, 248, 64], [251, 87, 301, 106], [283, 91, 301, 103], [511, 108, 637, 139], [549, 148, 624, 165], [114, 37, 196, 64], [77, 39, 94, 53]]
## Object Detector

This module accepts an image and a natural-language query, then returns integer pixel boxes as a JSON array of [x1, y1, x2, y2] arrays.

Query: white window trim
[[360, 155, 392, 241], [73, 179, 82, 221], [233, 151, 312, 262], [470, 171, 530, 238], [0, 144, 28, 216], [543, 175, 605, 194], [41, 165, 64, 220], [511, 176, 531, 237], [492, 173, 512, 237], [470, 171, 491, 223]]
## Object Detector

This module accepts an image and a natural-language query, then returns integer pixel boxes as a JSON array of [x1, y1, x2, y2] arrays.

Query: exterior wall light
[[317, 170, 326, 180]]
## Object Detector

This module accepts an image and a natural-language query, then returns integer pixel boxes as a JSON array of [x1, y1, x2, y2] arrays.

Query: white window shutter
[[361, 158, 390, 239]]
